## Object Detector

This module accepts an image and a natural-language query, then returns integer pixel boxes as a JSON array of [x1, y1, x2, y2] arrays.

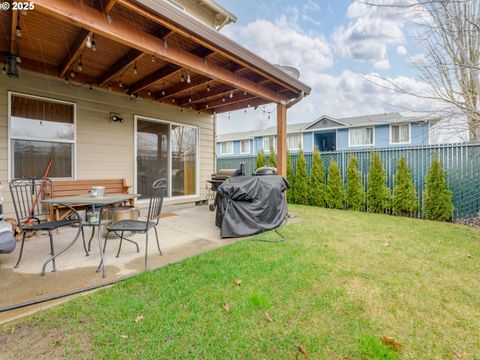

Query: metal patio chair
[[102, 178, 167, 270], [9, 178, 85, 275]]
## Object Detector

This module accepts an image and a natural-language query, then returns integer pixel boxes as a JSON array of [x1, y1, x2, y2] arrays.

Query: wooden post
[[276, 103, 287, 177]]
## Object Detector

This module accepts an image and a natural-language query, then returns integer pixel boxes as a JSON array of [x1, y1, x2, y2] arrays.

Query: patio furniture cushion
[[107, 219, 156, 233]]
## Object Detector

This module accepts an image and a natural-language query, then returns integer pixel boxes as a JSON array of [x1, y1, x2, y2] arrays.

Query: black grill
[[207, 164, 244, 211]]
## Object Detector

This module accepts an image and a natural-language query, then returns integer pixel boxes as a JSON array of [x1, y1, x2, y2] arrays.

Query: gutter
[[286, 91, 305, 109]]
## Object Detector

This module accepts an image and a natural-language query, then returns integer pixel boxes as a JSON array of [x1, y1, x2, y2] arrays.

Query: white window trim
[[220, 141, 234, 155], [8, 91, 77, 181], [287, 133, 303, 151], [240, 139, 251, 154], [134, 115, 200, 201], [348, 126, 375, 147], [389, 123, 411, 145], [263, 136, 275, 152]]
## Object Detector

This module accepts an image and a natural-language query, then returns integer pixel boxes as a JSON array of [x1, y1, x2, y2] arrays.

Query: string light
[[244, 91, 247, 96], [186, 70, 191, 84], [180, 71, 185, 82], [16, 56, 21, 64], [64, 77, 68, 84], [70, 70, 76, 78], [15, 25, 21, 37], [161, 83, 166, 96], [222, 97, 226, 102], [78, 56, 83, 72], [86, 35, 92, 49], [91, 35, 97, 51], [147, 89, 152, 96], [172, 98, 176, 103], [206, 104, 209, 109], [106, 13, 112, 24], [207, 83, 210, 92], [133, 63, 138, 75], [229, 91, 233, 99], [118, 80, 123, 88], [151, 55, 156, 62]]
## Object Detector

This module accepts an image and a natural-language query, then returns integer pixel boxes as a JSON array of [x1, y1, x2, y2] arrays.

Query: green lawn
[[1, 206, 480, 359]]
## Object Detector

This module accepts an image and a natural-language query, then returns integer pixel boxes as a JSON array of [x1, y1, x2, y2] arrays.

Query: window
[[390, 123, 411, 144], [220, 141, 233, 155], [349, 127, 374, 147], [263, 136, 275, 152], [287, 134, 302, 150], [9, 92, 75, 179], [240, 139, 250, 154], [136, 117, 198, 200]]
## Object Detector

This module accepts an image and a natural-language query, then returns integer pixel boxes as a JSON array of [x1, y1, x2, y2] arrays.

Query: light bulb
[[206, 104, 209, 109], [222, 97, 225, 102], [106, 13, 112, 24], [181, 73, 185, 82], [16, 56, 21, 64], [147, 90, 152, 96], [151, 55, 156, 62], [186, 70, 191, 84], [86, 35, 92, 48], [172, 98, 176, 103], [229, 91, 233, 98], [78, 61, 83, 72], [15, 25, 21, 37], [189, 97, 192, 103], [118, 81, 123, 88], [133, 64, 138, 75], [207, 84, 210, 92], [64, 77, 68, 84], [91, 38, 96, 51], [161, 90, 166, 96], [70, 70, 76, 78]]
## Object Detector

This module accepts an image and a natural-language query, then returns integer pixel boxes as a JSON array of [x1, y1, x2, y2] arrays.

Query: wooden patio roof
[[0, 0, 311, 114]]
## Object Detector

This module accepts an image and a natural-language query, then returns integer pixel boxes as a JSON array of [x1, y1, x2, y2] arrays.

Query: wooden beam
[[59, 29, 92, 78], [157, 75, 210, 100], [129, 64, 179, 94], [211, 97, 270, 114], [97, 49, 144, 86], [177, 83, 232, 106], [103, 0, 118, 14], [276, 103, 287, 177], [196, 93, 257, 110], [10, 10, 18, 54], [34, 0, 287, 104]]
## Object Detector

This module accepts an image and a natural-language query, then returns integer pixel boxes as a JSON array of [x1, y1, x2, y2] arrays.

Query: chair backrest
[[146, 178, 167, 226], [9, 178, 53, 229]]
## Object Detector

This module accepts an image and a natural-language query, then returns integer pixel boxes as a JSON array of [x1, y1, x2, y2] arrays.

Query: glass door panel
[[171, 125, 197, 196], [136, 120, 169, 200]]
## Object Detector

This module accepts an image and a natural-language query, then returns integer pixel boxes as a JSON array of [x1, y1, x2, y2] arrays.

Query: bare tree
[[367, 0, 480, 141]]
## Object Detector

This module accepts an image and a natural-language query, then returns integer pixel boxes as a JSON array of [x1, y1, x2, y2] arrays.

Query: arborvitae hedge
[[326, 160, 344, 209], [423, 158, 453, 221], [286, 150, 295, 204], [309, 148, 326, 207], [268, 144, 277, 168], [255, 149, 266, 169], [345, 156, 365, 211], [367, 152, 390, 213], [392, 157, 418, 216], [294, 147, 309, 205]]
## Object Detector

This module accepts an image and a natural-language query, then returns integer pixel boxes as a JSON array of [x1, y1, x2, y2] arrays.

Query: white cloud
[[374, 59, 390, 70], [396, 45, 407, 55]]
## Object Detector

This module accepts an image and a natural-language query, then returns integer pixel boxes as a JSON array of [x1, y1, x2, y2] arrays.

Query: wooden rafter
[[177, 83, 233, 106], [156, 75, 210, 100], [129, 64, 180, 94], [34, 0, 288, 104], [103, 0, 118, 14], [10, 10, 18, 54], [196, 93, 257, 110], [59, 29, 92, 78], [97, 49, 144, 86]]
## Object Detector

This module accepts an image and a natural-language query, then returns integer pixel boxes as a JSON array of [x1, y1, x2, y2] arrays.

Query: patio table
[[42, 193, 140, 277]]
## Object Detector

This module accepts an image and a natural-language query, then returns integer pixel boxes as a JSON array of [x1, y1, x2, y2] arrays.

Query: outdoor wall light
[[7, 55, 19, 78], [110, 112, 124, 123]]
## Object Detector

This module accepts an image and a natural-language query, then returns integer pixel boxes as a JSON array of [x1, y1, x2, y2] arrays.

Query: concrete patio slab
[[0, 205, 238, 323]]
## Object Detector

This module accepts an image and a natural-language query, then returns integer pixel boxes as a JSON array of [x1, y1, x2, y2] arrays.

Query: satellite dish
[[276, 65, 301, 80]]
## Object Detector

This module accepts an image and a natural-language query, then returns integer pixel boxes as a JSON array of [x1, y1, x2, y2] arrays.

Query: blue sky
[[215, 0, 434, 134]]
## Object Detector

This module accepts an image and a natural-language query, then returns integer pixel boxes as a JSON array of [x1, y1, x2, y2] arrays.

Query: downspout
[[286, 91, 305, 109]]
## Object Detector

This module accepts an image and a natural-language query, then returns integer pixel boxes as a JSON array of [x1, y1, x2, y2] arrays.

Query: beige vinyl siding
[[0, 71, 214, 216]]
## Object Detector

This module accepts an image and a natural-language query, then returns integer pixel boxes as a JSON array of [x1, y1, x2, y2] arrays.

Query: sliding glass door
[[136, 117, 197, 199]]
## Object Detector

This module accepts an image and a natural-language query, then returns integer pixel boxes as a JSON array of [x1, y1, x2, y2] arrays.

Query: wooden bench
[[52, 179, 133, 220]]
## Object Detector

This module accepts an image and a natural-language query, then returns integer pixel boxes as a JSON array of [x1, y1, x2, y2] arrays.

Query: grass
[[1, 206, 480, 359]]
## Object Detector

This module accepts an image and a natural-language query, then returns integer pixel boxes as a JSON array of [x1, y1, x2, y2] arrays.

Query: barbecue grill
[[206, 164, 245, 211]]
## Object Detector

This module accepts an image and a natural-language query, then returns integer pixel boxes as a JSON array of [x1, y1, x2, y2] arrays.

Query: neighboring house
[[0, 0, 310, 215], [216, 113, 440, 157]]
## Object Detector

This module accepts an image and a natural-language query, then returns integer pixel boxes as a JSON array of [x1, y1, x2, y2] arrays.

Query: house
[[0, 0, 310, 216], [216, 112, 439, 157]]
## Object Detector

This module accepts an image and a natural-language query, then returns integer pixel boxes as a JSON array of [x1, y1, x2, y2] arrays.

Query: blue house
[[216, 112, 440, 157]]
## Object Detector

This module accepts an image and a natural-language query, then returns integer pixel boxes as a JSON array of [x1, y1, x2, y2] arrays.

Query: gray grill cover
[[215, 175, 289, 238]]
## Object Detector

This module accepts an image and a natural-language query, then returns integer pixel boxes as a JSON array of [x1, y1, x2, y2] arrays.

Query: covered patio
[[0, 204, 238, 322]]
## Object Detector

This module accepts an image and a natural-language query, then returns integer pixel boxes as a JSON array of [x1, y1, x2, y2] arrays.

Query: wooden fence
[[217, 143, 480, 220]]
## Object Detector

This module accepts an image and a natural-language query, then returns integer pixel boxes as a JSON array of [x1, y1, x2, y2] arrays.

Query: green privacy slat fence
[[217, 143, 480, 220]]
